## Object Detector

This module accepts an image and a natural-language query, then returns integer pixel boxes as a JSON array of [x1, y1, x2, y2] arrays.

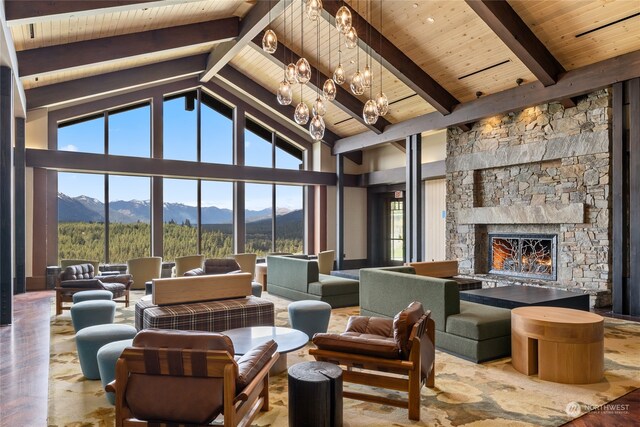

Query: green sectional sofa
[[359, 267, 511, 362], [266, 256, 359, 308]]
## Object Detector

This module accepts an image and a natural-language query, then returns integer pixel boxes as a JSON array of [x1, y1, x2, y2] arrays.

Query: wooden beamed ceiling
[[5, 0, 640, 154]]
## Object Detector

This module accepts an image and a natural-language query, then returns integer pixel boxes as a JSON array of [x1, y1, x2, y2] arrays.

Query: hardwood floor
[[0, 291, 52, 427], [0, 293, 637, 427]]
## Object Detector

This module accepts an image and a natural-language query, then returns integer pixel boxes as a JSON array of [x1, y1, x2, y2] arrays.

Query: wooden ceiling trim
[[17, 18, 239, 77], [333, 48, 640, 154], [249, 32, 390, 134], [322, 0, 458, 115], [465, 0, 565, 87], [200, 0, 288, 82], [4, 0, 189, 25], [26, 54, 208, 109]]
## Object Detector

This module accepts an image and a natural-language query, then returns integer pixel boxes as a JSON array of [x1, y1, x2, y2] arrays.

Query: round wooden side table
[[511, 306, 604, 384]]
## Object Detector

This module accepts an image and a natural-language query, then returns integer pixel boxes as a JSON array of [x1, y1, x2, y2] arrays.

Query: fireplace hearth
[[489, 234, 557, 280]]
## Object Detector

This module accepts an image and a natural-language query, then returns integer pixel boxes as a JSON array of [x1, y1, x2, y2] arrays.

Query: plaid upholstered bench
[[134, 296, 275, 332]]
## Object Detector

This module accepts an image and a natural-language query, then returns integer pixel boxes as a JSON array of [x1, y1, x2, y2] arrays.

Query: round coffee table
[[511, 306, 604, 384], [223, 326, 308, 374]]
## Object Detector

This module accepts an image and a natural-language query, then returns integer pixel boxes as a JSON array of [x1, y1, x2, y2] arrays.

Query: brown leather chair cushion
[[97, 273, 133, 289], [393, 301, 425, 359], [100, 282, 126, 297], [184, 267, 205, 276], [60, 263, 95, 280], [236, 339, 277, 390], [345, 316, 394, 338], [204, 259, 241, 275], [313, 332, 399, 359], [132, 329, 235, 354]]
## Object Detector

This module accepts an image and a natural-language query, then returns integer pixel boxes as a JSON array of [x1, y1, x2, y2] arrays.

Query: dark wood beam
[[359, 160, 445, 186], [25, 54, 208, 109], [4, 0, 174, 24], [323, 0, 458, 115], [200, 0, 287, 82], [17, 18, 239, 77], [250, 33, 390, 134], [465, 0, 565, 87], [334, 48, 640, 154]]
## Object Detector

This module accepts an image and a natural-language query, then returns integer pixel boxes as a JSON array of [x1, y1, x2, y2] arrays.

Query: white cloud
[[60, 144, 78, 152]]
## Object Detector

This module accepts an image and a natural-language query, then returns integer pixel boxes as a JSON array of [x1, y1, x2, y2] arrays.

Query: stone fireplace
[[445, 90, 611, 308]]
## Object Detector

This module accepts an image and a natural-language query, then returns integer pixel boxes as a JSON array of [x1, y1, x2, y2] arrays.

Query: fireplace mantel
[[457, 204, 585, 225]]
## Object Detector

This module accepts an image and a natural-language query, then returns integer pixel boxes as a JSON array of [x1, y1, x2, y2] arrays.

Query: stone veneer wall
[[446, 90, 611, 307]]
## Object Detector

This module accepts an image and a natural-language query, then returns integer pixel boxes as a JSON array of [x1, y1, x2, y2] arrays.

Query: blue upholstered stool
[[75, 324, 137, 380], [72, 290, 113, 303], [287, 300, 332, 340], [71, 300, 117, 332], [252, 282, 263, 297], [97, 338, 133, 405]]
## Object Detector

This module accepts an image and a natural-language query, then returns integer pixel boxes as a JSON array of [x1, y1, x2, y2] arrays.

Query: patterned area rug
[[48, 291, 640, 426]]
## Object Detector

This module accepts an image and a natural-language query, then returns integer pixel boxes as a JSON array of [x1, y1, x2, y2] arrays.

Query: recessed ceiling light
[[413, 3, 419, 8], [427, 17, 435, 24]]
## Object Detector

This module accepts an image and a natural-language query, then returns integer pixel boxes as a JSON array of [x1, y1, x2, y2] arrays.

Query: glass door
[[388, 199, 404, 263]]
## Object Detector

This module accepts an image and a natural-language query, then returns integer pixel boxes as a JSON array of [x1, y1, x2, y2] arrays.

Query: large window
[[245, 122, 272, 168], [109, 104, 151, 158], [201, 92, 233, 164], [163, 179, 198, 261], [245, 183, 273, 256], [201, 181, 234, 258], [58, 115, 104, 153], [276, 185, 304, 253], [108, 175, 151, 263], [164, 92, 197, 161]]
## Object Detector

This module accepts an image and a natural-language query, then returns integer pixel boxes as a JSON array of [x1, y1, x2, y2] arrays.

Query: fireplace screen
[[489, 234, 557, 280]]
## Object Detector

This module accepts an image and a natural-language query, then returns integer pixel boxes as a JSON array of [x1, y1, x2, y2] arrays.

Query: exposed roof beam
[[25, 54, 207, 109], [17, 18, 239, 77], [200, 0, 288, 82], [249, 33, 390, 134], [322, 0, 458, 115], [465, 0, 565, 87], [4, 0, 196, 25], [334, 48, 640, 154]]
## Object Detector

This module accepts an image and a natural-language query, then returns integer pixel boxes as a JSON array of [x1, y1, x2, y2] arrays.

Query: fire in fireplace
[[488, 234, 557, 280]]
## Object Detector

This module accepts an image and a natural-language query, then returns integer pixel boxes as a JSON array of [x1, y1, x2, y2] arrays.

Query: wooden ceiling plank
[[4, 0, 196, 26], [333, 48, 640, 154], [465, 0, 565, 87], [200, 0, 288, 83], [322, 0, 459, 115], [249, 32, 390, 134], [17, 18, 240, 77], [25, 54, 208, 109]]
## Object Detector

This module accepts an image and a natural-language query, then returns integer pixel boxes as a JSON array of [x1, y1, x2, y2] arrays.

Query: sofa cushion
[[61, 263, 95, 280], [345, 316, 393, 337], [267, 256, 319, 293], [445, 301, 511, 341], [204, 259, 241, 275], [393, 301, 424, 358], [312, 332, 399, 359], [184, 268, 205, 276], [308, 275, 359, 296], [236, 339, 277, 390]]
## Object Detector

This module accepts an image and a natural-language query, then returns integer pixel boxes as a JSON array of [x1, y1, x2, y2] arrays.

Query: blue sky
[[58, 95, 303, 211]]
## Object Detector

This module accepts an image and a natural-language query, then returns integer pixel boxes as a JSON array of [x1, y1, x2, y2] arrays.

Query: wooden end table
[[511, 306, 604, 384]]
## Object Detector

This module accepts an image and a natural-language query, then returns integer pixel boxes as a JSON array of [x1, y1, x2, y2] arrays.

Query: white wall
[[324, 185, 367, 260], [424, 178, 447, 261]]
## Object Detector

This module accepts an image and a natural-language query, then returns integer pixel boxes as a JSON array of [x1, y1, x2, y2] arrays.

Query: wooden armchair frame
[[107, 347, 278, 427], [309, 313, 435, 421], [55, 279, 130, 315]]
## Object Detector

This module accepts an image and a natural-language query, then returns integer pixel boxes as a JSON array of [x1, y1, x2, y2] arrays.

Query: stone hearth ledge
[[457, 204, 585, 224]]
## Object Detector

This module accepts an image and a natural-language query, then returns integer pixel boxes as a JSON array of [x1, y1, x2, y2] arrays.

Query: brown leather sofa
[[184, 258, 242, 276], [107, 329, 278, 427], [55, 263, 132, 315]]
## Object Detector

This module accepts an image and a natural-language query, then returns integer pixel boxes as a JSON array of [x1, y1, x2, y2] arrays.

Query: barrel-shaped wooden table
[[511, 306, 604, 384]]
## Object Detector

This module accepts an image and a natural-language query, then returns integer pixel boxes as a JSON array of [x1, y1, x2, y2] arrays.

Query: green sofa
[[359, 267, 511, 363], [266, 256, 359, 308]]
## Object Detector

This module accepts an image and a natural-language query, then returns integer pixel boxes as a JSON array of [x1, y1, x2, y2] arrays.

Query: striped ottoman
[[134, 296, 275, 332]]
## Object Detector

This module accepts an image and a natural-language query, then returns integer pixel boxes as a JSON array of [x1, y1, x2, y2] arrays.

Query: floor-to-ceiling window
[[164, 91, 197, 162], [201, 180, 234, 258], [275, 184, 304, 253], [108, 104, 151, 158], [163, 178, 198, 262]]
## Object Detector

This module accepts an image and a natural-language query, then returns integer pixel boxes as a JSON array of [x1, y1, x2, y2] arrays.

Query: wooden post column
[[233, 107, 245, 254], [630, 78, 640, 316], [336, 153, 345, 270], [405, 134, 423, 263], [0, 66, 14, 325], [151, 94, 163, 257]]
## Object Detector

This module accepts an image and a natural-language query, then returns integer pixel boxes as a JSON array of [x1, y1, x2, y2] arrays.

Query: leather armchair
[[55, 263, 132, 315], [106, 329, 278, 427], [310, 301, 435, 421]]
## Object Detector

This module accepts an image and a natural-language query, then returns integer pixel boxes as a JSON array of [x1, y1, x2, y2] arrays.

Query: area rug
[[48, 291, 640, 426]]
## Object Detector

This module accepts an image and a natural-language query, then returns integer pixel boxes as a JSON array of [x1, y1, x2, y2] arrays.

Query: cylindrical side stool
[[71, 300, 116, 332], [288, 300, 332, 340], [76, 324, 137, 379], [288, 361, 343, 427], [73, 290, 113, 303], [251, 282, 263, 297], [97, 338, 134, 405]]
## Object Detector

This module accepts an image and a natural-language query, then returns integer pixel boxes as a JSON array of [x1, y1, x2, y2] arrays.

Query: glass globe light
[[375, 92, 389, 116], [335, 5, 352, 34], [362, 65, 372, 89], [309, 114, 325, 141], [296, 57, 311, 84], [333, 64, 346, 85], [306, 0, 323, 21], [294, 102, 310, 125], [262, 29, 277, 54], [322, 78, 337, 101], [285, 63, 297, 84], [277, 80, 292, 105], [350, 71, 365, 95], [363, 99, 379, 125], [313, 97, 327, 116], [345, 26, 358, 49]]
